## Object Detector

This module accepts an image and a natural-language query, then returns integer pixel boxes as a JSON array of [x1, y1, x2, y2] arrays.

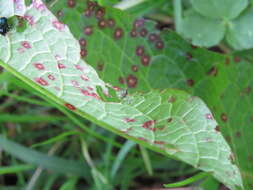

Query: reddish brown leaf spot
[[81, 89, 89, 96], [124, 118, 136, 123], [155, 40, 164, 50], [186, 79, 195, 87], [118, 77, 125, 84], [57, 10, 63, 17], [168, 96, 176, 103], [90, 92, 100, 100], [154, 141, 165, 145], [52, 21, 65, 31], [33, 63, 45, 70], [133, 19, 145, 28], [84, 9, 93, 17], [114, 28, 124, 40], [233, 56, 240, 63], [107, 18, 115, 27], [127, 74, 138, 88], [80, 49, 87, 57], [207, 66, 218, 76], [157, 125, 166, 130], [167, 118, 173, 123], [235, 131, 241, 138], [225, 136, 231, 143], [242, 86, 251, 95], [112, 86, 121, 91], [221, 113, 228, 122], [87, 86, 93, 91], [35, 77, 48, 86], [215, 125, 220, 132], [83, 26, 93, 35], [130, 29, 138, 37], [75, 64, 84, 71], [142, 120, 156, 131], [80, 89, 100, 100], [24, 15, 35, 26], [98, 19, 107, 29], [65, 103, 76, 110], [140, 28, 148, 37], [186, 52, 193, 60], [97, 63, 104, 71], [71, 80, 79, 87], [131, 65, 139, 72], [21, 41, 32, 49], [58, 63, 66, 69], [48, 74, 55, 80], [141, 55, 150, 66], [229, 154, 235, 162], [67, 0, 76, 8], [136, 46, 145, 56], [96, 7, 105, 19], [87, 0, 97, 9], [81, 75, 89, 81], [225, 57, 230, 65], [148, 33, 158, 42], [138, 137, 148, 142], [205, 113, 213, 120], [79, 38, 87, 47]]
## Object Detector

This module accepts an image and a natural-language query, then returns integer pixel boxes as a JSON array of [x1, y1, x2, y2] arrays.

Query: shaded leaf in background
[[226, 8, 253, 50], [0, 135, 89, 177], [0, 0, 243, 189], [191, 0, 248, 20], [181, 9, 225, 47]]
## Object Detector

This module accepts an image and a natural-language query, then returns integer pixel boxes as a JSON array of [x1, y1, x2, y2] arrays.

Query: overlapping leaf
[[0, 0, 243, 189]]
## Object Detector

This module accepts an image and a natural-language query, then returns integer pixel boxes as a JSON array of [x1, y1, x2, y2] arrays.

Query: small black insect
[[0, 17, 10, 36]]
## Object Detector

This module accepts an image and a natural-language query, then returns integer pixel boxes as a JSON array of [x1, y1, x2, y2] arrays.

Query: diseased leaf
[[191, 0, 248, 20], [0, 0, 26, 17], [45, 2, 253, 189], [0, 1, 243, 189]]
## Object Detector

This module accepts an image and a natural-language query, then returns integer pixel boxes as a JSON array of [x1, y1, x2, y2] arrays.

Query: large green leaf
[[191, 0, 248, 20], [0, 1, 243, 189], [43, 0, 253, 189]]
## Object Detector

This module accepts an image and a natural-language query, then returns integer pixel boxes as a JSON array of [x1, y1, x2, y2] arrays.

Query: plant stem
[[164, 172, 210, 188], [173, 0, 183, 33], [145, 13, 173, 24]]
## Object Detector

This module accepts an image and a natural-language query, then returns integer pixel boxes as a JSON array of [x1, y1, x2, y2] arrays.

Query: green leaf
[[226, 9, 253, 50], [0, 1, 243, 189], [0, 135, 88, 176], [59, 177, 78, 190], [0, 164, 34, 175], [181, 9, 225, 47], [191, 0, 248, 20], [111, 140, 136, 178]]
